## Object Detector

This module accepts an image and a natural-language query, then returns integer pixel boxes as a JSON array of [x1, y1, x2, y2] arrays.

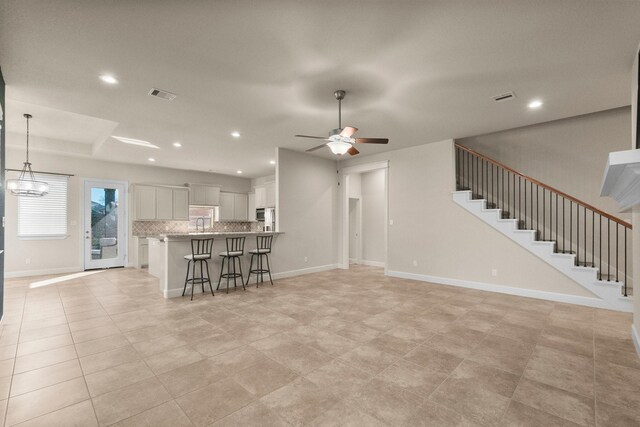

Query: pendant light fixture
[[6, 114, 49, 197]]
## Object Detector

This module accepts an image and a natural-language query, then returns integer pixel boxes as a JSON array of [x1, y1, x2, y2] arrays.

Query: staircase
[[453, 143, 633, 312]]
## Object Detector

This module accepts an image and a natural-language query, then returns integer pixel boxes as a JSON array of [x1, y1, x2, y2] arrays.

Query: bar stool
[[246, 235, 274, 288], [217, 236, 246, 293], [182, 238, 215, 301]]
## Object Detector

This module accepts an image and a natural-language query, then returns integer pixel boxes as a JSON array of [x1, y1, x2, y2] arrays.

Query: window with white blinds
[[18, 174, 69, 238]]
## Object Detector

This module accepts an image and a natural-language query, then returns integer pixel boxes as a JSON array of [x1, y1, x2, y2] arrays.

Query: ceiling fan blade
[[305, 143, 328, 152], [347, 146, 359, 156], [295, 134, 327, 140], [355, 138, 389, 144], [340, 126, 358, 138]]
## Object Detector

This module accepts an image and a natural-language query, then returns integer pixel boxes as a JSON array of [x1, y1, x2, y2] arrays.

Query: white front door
[[84, 180, 127, 270]]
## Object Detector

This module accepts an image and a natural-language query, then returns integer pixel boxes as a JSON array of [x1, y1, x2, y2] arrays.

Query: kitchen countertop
[[148, 231, 283, 241]]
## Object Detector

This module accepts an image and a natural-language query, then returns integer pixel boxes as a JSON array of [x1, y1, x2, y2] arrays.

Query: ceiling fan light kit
[[295, 90, 389, 156], [6, 114, 50, 197], [327, 140, 352, 155]]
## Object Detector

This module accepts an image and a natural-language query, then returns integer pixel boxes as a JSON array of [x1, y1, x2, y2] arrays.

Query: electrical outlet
[[304, 256, 308, 263], [389, 219, 394, 226], [25, 258, 31, 265], [412, 260, 418, 267], [491, 268, 498, 277]]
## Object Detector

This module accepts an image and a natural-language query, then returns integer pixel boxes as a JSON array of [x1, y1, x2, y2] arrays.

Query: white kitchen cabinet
[[248, 193, 256, 221], [135, 237, 149, 268], [172, 189, 190, 219], [156, 187, 174, 220], [234, 193, 248, 221], [255, 186, 266, 208], [219, 192, 249, 221], [188, 183, 220, 206], [265, 182, 276, 207], [219, 192, 235, 221], [133, 184, 190, 220], [135, 186, 157, 220]]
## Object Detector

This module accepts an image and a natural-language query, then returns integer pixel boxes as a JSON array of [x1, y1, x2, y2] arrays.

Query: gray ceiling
[[1, 0, 639, 177]]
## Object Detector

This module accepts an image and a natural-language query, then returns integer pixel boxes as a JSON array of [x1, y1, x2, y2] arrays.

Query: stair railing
[[455, 143, 632, 296]]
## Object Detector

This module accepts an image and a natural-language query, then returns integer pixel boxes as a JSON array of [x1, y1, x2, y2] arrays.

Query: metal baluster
[[576, 205, 579, 264], [616, 223, 619, 282], [544, 189, 547, 241], [599, 215, 602, 280], [562, 198, 565, 253], [523, 178, 527, 229], [583, 207, 586, 266], [624, 228, 628, 296], [592, 211, 594, 268], [569, 201, 573, 258], [607, 219, 610, 281]]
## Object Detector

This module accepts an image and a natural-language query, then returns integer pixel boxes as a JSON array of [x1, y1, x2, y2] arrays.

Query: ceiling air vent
[[148, 88, 177, 101], [492, 91, 516, 103]]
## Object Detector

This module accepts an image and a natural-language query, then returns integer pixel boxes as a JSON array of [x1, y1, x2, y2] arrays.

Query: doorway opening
[[83, 179, 128, 270], [342, 161, 389, 272]]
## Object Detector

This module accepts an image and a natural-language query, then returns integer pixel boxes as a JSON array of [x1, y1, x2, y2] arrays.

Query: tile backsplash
[[132, 220, 262, 237]]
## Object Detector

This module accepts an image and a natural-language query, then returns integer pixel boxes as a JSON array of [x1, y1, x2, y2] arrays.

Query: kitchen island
[[147, 232, 282, 298]]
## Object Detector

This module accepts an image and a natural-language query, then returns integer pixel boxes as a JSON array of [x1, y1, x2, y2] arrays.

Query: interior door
[[84, 180, 127, 270], [349, 198, 361, 264]]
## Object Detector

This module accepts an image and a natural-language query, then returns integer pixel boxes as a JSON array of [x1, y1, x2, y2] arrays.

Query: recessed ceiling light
[[148, 158, 156, 162], [100, 74, 118, 84], [236, 170, 243, 174], [231, 131, 241, 138], [528, 99, 543, 109], [172, 142, 182, 148], [269, 160, 276, 165], [112, 136, 160, 149]]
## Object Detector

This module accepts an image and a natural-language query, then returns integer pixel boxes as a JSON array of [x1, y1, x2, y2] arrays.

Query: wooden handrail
[[454, 143, 632, 229]]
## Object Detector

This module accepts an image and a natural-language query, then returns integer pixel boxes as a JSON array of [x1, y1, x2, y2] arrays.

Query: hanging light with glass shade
[[6, 114, 49, 197]]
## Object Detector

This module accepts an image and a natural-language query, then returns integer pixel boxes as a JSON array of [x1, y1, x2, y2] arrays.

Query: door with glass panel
[[84, 180, 127, 270]]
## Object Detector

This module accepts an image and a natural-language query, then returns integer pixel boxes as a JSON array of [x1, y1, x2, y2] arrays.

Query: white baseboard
[[359, 260, 385, 268], [632, 324, 640, 359], [271, 264, 340, 280], [5, 266, 82, 279], [387, 270, 614, 310], [164, 263, 340, 298]]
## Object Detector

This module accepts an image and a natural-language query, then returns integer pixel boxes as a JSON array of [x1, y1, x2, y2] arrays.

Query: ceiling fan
[[295, 90, 389, 156]]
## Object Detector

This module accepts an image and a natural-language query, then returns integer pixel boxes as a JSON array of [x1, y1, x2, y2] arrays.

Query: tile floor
[[0, 265, 638, 426]]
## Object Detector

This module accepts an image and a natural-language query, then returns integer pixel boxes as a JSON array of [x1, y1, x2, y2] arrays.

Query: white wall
[[5, 147, 250, 276], [271, 148, 339, 275], [458, 107, 631, 220], [340, 139, 593, 298], [348, 174, 361, 198], [631, 44, 640, 346], [360, 169, 385, 264]]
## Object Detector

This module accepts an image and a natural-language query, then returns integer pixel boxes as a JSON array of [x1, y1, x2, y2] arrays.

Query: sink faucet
[[195, 217, 205, 233]]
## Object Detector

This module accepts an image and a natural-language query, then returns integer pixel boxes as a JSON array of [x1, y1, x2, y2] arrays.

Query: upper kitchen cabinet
[[132, 184, 190, 220], [219, 192, 248, 221], [134, 185, 157, 220], [172, 188, 190, 219], [254, 182, 275, 208], [188, 183, 220, 206]]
